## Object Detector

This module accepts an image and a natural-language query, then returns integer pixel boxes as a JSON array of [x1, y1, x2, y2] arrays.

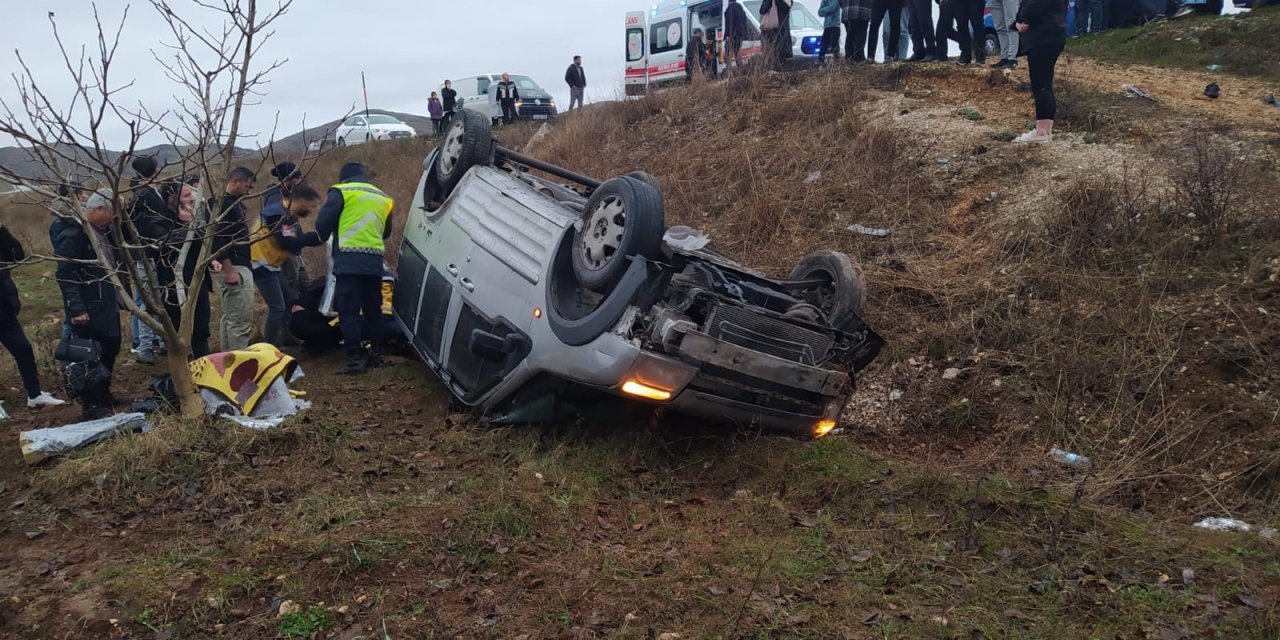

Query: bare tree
[[0, 0, 292, 420]]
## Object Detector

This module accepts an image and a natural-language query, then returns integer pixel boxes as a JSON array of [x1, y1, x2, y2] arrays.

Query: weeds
[[278, 606, 334, 638], [1169, 128, 1241, 244]]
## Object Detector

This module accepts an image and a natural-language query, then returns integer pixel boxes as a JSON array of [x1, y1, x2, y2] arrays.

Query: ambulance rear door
[[625, 11, 648, 96]]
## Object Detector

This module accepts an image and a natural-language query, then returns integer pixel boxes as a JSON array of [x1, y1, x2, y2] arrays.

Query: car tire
[[626, 171, 662, 195], [337, 137, 346, 147], [788, 250, 867, 323], [985, 32, 999, 55], [434, 109, 493, 197], [572, 176, 665, 293]]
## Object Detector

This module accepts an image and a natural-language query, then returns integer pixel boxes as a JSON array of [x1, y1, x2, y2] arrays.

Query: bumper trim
[[675, 330, 847, 396]]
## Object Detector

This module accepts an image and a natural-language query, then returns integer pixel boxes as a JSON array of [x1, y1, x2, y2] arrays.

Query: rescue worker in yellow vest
[[315, 162, 395, 375]]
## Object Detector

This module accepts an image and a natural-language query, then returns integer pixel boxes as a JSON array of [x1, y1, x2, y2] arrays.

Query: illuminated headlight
[[549, 100, 557, 108], [619, 352, 697, 404], [515, 101, 524, 108]]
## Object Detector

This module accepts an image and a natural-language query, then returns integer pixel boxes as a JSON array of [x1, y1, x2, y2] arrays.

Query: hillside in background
[[0, 13, 1278, 638]]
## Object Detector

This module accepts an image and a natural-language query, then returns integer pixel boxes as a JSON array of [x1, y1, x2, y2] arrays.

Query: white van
[[625, 0, 824, 95], [440, 74, 558, 125]]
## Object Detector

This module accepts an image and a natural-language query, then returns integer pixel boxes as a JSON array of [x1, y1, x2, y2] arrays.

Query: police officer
[[495, 72, 520, 125], [315, 162, 395, 375]]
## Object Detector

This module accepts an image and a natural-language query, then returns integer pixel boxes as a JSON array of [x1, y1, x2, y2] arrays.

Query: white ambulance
[[625, 0, 824, 95]]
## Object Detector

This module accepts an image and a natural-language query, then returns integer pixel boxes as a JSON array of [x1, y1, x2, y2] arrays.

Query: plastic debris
[[804, 170, 823, 184], [942, 368, 962, 380], [0, 400, 9, 421], [19, 413, 151, 465], [1047, 448, 1091, 468], [1204, 83, 1220, 99], [848, 224, 893, 238], [663, 226, 711, 252], [1264, 95, 1278, 107], [1207, 64, 1221, 72], [1193, 517, 1277, 538], [1123, 85, 1154, 101]]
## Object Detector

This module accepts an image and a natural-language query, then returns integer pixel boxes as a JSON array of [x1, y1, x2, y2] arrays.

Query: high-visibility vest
[[249, 218, 290, 269], [334, 182, 394, 254]]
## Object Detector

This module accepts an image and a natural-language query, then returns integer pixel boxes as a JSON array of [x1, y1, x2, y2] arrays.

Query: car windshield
[[366, 115, 402, 125], [508, 75, 543, 91], [743, 1, 822, 29]]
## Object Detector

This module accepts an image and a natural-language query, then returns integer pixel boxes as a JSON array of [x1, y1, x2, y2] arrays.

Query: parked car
[[441, 74, 558, 126], [307, 139, 323, 152], [393, 110, 884, 438], [334, 114, 416, 147]]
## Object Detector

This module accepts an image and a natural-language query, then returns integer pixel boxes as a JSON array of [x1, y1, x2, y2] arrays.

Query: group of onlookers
[[0, 157, 397, 420]]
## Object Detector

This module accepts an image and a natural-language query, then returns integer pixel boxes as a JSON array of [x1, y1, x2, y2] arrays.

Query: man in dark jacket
[[52, 190, 124, 419], [686, 28, 708, 79], [841, 0, 872, 63], [496, 73, 520, 125], [126, 156, 179, 364], [254, 162, 321, 347], [725, 0, 753, 70], [1, 224, 66, 411], [316, 162, 395, 374], [210, 166, 257, 351], [564, 56, 587, 112]]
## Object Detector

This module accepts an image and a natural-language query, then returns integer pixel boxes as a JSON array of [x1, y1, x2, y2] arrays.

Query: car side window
[[352, 117, 366, 127], [651, 18, 683, 54], [477, 76, 491, 95]]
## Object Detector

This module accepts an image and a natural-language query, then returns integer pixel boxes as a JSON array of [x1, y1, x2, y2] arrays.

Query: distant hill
[[0, 108, 429, 183], [0, 142, 252, 186]]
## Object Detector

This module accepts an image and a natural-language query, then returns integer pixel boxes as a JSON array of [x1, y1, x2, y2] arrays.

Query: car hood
[[370, 123, 415, 132], [518, 89, 553, 101]]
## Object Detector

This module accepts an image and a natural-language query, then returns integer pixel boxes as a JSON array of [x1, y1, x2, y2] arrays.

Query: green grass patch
[[1069, 8, 1280, 81], [278, 606, 335, 638], [958, 106, 986, 121]]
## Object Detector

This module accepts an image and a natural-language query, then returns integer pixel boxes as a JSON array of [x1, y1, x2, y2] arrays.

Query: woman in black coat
[[0, 225, 66, 411], [760, 0, 794, 65], [1014, 0, 1068, 143]]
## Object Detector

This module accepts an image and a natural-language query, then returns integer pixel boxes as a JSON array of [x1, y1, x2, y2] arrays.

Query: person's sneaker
[[956, 60, 971, 66], [1013, 130, 1053, 144], [137, 349, 156, 364], [1174, 6, 1194, 18], [27, 392, 67, 408]]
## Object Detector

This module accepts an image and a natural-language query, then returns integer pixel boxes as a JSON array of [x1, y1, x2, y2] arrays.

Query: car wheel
[[572, 176, 665, 293], [788, 250, 867, 323], [626, 171, 662, 195], [434, 109, 493, 196], [985, 32, 999, 55], [337, 137, 346, 147]]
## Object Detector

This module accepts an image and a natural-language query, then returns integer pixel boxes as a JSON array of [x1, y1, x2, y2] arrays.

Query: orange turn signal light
[[621, 380, 673, 402], [814, 419, 838, 439]]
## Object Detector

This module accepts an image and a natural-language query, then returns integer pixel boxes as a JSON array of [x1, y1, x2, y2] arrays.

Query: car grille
[[705, 305, 833, 365], [388, 131, 412, 139], [517, 100, 556, 116]]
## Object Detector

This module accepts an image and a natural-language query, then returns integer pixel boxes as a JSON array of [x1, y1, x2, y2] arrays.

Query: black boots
[[338, 346, 384, 375]]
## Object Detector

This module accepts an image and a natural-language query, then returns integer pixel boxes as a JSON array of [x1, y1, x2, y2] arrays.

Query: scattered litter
[[804, 170, 823, 184], [1123, 85, 1154, 101], [1207, 64, 1221, 72], [888, 389, 903, 401], [848, 224, 893, 238], [19, 413, 152, 465], [1204, 83, 1220, 100], [0, 400, 8, 421], [663, 225, 711, 252], [1047, 448, 1091, 469], [1181, 568, 1195, 585], [1264, 95, 1278, 107], [1193, 517, 1277, 538], [24, 530, 44, 540], [942, 368, 962, 380], [936, 158, 950, 165]]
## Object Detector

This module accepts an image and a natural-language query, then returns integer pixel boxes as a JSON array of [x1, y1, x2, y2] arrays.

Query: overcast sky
[[1, 0, 655, 149]]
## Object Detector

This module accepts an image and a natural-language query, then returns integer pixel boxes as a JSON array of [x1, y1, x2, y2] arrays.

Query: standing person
[[1014, 0, 1066, 142], [210, 167, 257, 352], [869, 0, 905, 61], [905, 0, 938, 61], [564, 56, 587, 112], [440, 80, 459, 128], [496, 73, 519, 126], [126, 156, 177, 365], [760, 0, 794, 66], [51, 190, 123, 420], [253, 163, 321, 347], [1080, 0, 1107, 33], [938, 0, 987, 64], [427, 92, 444, 134], [841, 0, 872, 63], [725, 0, 752, 70], [818, 0, 844, 65], [0, 224, 66, 410], [173, 179, 216, 359], [315, 162, 395, 375], [988, 0, 1020, 68], [686, 28, 708, 79]]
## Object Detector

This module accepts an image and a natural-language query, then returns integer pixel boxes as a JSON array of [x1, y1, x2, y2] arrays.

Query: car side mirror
[[469, 329, 528, 363]]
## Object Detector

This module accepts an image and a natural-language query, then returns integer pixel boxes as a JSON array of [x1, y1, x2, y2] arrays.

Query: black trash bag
[[131, 374, 181, 414]]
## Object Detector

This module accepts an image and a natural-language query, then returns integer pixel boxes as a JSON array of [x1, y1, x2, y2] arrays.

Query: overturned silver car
[[393, 111, 883, 438]]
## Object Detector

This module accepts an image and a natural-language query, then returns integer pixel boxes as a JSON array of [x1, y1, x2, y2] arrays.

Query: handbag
[[55, 333, 100, 363], [761, 6, 780, 30]]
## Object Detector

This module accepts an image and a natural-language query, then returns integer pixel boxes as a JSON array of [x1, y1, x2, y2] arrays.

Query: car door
[[648, 14, 687, 85], [625, 11, 649, 96]]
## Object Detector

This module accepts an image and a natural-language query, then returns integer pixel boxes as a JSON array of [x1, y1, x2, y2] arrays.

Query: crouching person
[[51, 190, 124, 420], [316, 162, 395, 375]]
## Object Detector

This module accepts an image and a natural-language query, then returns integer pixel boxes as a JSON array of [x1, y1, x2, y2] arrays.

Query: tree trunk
[[164, 346, 205, 420]]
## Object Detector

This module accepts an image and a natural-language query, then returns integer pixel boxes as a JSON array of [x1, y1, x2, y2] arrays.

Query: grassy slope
[[1069, 6, 1280, 81], [1, 67, 1278, 638]]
